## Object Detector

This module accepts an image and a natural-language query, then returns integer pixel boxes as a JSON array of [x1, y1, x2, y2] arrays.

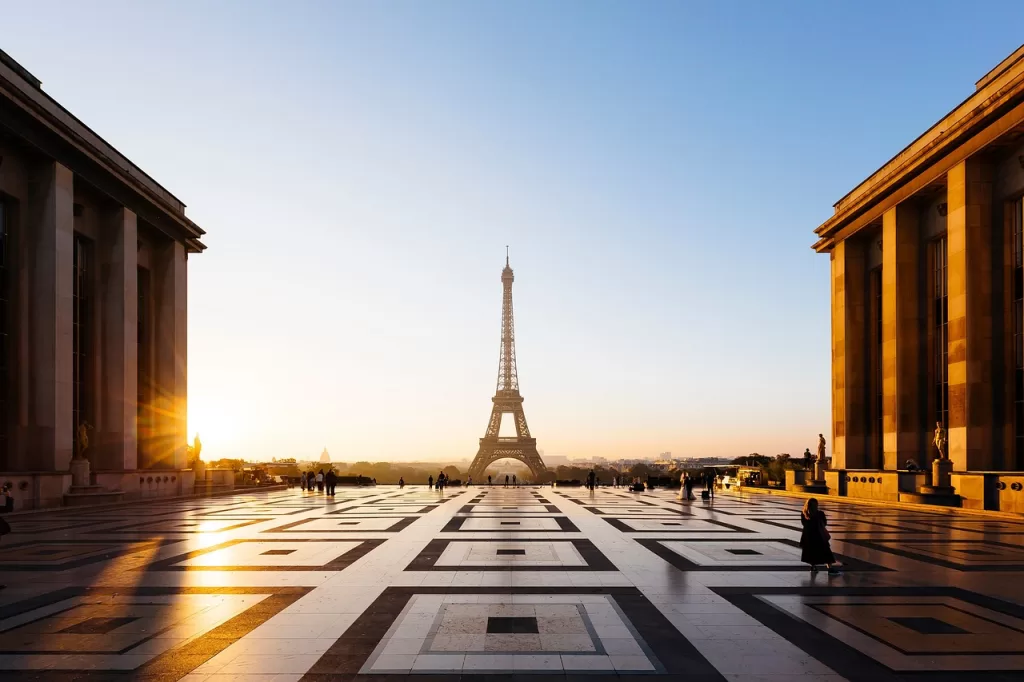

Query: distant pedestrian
[[325, 469, 337, 496], [306, 470, 315, 491], [504, 474, 509, 488], [488, 475, 492, 486], [300, 473, 307, 491], [467, 476, 472, 487], [429, 475, 434, 489], [399, 477, 405, 488], [316, 469, 324, 492], [800, 498, 840, 575], [512, 474, 517, 488]]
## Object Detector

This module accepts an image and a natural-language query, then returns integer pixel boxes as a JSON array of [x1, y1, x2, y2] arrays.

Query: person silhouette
[[504, 474, 509, 488]]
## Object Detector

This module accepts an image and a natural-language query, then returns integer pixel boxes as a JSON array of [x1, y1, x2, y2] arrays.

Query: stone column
[[96, 207, 138, 471], [149, 240, 187, 470], [26, 161, 74, 472], [831, 237, 869, 469], [946, 158, 995, 471], [882, 204, 924, 470]]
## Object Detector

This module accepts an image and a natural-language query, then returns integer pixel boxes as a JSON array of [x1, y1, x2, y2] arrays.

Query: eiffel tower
[[468, 252, 547, 481]]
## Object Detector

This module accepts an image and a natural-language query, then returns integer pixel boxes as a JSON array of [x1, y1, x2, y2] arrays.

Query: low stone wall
[[800, 468, 1024, 512], [0, 467, 213, 511], [0, 472, 71, 510]]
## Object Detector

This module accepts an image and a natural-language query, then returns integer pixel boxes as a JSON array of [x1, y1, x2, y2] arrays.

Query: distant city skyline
[[3, 2, 1023, 464]]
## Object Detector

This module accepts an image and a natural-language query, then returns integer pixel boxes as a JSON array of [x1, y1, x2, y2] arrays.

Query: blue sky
[[3, 2, 1023, 462]]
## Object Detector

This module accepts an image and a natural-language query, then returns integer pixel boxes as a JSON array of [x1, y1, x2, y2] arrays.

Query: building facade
[[0, 51, 204, 508], [814, 45, 1024, 509]]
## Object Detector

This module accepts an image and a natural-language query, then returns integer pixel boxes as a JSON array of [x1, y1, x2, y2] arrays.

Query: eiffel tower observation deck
[[468, 252, 547, 481]]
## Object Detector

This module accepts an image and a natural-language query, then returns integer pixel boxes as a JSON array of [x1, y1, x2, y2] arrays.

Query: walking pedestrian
[[504, 474, 509, 488], [512, 474, 517, 488], [428, 475, 434, 489], [325, 468, 337, 496], [300, 472, 307, 491], [316, 469, 324, 492], [488, 475, 492, 486], [800, 498, 840, 575]]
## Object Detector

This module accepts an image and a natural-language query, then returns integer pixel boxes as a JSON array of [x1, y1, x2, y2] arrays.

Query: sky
[[3, 1, 1024, 463]]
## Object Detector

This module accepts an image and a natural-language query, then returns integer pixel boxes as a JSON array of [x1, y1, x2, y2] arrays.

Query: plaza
[[1, 484, 1023, 680]]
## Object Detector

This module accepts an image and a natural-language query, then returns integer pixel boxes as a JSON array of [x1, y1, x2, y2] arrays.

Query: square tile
[[720, 588, 1024, 674], [149, 539, 383, 571], [405, 539, 616, 571], [302, 587, 722, 676], [0, 586, 308, 674]]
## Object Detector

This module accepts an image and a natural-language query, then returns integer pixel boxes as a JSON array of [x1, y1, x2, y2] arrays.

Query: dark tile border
[[2, 518, 118, 535], [195, 506, 313, 517], [84, 518, 266, 535], [902, 518, 1024, 535], [0, 585, 311, 679], [301, 585, 726, 681], [440, 516, 580, 533], [457, 504, 562, 514], [146, 538, 385, 571], [326, 504, 439, 515], [602, 516, 751, 534], [839, 537, 1024, 572], [712, 585, 1024, 681], [405, 538, 617, 571], [582, 506, 692, 516], [752, 518, 940, 535], [0, 539, 172, 571], [70, 505, 209, 519], [265, 516, 419, 533], [636, 538, 889, 572]]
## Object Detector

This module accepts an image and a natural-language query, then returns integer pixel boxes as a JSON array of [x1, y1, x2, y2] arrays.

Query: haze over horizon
[[3, 1, 1024, 465]]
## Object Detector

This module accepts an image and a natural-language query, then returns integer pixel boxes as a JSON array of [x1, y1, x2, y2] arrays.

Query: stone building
[[0, 50, 205, 508], [813, 45, 1024, 510]]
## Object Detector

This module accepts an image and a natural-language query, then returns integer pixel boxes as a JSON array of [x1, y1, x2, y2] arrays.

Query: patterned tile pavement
[[1, 484, 1023, 680]]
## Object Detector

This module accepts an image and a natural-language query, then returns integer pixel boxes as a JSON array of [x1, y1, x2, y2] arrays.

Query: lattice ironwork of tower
[[468, 254, 547, 481]]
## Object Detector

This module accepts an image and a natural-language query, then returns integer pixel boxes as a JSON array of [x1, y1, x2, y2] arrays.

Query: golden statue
[[76, 421, 91, 460], [933, 422, 947, 460]]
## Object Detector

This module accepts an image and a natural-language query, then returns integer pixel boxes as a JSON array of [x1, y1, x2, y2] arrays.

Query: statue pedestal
[[64, 459, 125, 507], [901, 458, 961, 507], [920, 458, 955, 495], [813, 460, 826, 482], [69, 458, 91, 488]]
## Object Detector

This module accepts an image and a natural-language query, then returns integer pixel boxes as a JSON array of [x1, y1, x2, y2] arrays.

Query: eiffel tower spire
[[468, 253, 547, 481], [497, 249, 519, 394]]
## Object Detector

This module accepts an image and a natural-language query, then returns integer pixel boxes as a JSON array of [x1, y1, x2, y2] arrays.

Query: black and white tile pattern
[[0, 484, 1022, 680]]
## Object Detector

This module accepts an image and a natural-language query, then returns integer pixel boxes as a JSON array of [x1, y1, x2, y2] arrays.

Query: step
[[63, 489, 126, 507]]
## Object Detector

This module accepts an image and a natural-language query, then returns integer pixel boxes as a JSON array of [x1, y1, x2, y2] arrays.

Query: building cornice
[[0, 50, 206, 252], [813, 44, 1024, 253]]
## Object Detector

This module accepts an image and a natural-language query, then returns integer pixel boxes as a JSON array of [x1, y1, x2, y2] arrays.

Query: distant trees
[[209, 458, 245, 471], [731, 454, 772, 468]]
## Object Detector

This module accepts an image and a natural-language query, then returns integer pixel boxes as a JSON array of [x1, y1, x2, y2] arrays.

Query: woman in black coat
[[800, 498, 840, 574]]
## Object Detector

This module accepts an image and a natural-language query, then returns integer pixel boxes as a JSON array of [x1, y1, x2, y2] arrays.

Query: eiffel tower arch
[[468, 253, 548, 481]]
